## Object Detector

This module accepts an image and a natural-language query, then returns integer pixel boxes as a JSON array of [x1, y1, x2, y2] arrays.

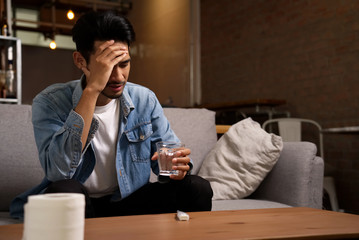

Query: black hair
[[72, 11, 136, 62]]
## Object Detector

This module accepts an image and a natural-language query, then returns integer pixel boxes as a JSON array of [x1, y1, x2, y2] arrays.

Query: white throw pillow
[[198, 118, 283, 200]]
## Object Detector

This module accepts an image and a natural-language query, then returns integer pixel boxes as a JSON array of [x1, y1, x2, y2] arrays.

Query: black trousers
[[44, 175, 213, 218]]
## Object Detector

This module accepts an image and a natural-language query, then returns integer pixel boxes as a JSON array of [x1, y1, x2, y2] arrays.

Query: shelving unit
[[0, 35, 21, 104]]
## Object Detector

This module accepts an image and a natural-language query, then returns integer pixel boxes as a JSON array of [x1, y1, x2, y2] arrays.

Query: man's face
[[88, 41, 131, 100]]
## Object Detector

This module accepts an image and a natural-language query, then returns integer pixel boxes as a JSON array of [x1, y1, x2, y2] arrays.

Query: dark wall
[[22, 45, 82, 104], [201, 0, 359, 213]]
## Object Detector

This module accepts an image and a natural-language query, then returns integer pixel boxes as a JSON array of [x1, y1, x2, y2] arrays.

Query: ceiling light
[[49, 40, 57, 50], [67, 9, 75, 20]]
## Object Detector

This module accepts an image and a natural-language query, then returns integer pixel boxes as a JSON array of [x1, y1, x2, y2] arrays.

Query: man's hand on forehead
[[95, 40, 129, 53], [92, 40, 128, 65], [111, 41, 128, 49], [81, 40, 130, 94]]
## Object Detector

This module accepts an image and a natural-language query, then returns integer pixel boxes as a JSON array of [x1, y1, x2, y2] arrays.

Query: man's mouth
[[107, 82, 125, 92]]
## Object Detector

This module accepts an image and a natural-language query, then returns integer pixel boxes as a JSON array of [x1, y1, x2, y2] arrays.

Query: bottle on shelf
[[5, 46, 15, 98], [1, 10, 8, 36], [1, 23, 7, 36], [0, 42, 5, 98]]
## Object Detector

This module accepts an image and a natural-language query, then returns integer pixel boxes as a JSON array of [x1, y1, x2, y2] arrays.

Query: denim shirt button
[[140, 134, 145, 140]]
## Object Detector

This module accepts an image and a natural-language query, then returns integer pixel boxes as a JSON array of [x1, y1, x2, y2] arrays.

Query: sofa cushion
[[0, 104, 44, 211], [198, 118, 283, 200], [251, 142, 324, 209], [212, 199, 291, 211]]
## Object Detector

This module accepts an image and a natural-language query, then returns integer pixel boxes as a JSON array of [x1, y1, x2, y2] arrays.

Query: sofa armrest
[[250, 142, 324, 209]]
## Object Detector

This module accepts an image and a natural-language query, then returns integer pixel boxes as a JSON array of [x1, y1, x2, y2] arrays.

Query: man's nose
[[111, 66, 124, 79]]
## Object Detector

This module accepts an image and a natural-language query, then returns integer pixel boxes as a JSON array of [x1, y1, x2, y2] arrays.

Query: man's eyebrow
[[120, 58, 131, 64]]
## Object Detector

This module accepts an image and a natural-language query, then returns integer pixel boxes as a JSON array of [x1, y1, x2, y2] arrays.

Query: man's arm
[[74, 87, 99, 150], [32, 94, 86, 181], [148, 96, 192, 181]]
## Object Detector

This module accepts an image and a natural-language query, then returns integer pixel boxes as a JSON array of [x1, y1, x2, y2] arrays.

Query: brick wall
[[201, 0, 359, 213]]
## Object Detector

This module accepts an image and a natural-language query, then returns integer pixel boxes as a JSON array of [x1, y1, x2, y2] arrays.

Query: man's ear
[[73, 51, 87, 70]]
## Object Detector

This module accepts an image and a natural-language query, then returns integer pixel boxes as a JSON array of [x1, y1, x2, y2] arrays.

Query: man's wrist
[[83, 85, 101, 97]]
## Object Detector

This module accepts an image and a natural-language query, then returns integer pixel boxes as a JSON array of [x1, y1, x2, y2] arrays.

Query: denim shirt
[[10, 77, 179, 219]]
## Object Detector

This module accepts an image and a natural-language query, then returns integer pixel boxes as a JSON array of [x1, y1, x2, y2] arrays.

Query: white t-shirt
[[83, 99, 120, 198]]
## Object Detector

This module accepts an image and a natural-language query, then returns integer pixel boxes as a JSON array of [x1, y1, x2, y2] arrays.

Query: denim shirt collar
[[72, 74, 135, 117], [72, 75, 84, 107]]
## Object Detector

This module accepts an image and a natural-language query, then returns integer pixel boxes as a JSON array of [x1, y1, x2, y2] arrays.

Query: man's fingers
[[151, 152, 158, 161], [96, 40, 115, 54]]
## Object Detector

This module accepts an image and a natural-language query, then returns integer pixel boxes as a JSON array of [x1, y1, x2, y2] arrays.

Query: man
[[10, 11, 212, 219]]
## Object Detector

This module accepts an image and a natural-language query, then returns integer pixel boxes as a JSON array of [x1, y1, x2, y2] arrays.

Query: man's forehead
[[93, 40, 129, 50]]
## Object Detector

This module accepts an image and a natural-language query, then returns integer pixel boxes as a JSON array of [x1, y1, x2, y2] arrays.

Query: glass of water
[[156, 141, 185, 178]]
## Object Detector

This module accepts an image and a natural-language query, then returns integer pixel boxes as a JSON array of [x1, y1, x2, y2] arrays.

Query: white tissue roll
[[23, 193, 85, 240]]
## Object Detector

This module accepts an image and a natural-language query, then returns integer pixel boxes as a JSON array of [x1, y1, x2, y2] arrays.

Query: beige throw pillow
[[198, 118, 283, 200]]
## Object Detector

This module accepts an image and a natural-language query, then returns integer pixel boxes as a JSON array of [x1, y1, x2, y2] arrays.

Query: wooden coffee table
[[1, 207, 359, 239]]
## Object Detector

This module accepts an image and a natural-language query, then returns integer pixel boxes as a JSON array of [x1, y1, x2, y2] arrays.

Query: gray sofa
[[0, 104, 324, 225]]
